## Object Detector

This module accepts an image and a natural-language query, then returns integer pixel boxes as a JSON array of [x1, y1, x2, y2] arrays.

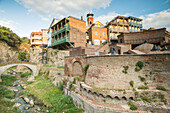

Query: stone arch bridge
[[0, 62, 38, 77]]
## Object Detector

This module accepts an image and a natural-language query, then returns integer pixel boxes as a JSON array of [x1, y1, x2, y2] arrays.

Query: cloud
[[0, 19, 28, 37], [0, 20, 16, 31], [15, 0, 112, 21], [140, 9, 170, 31], [0, 9, 5, 13], [164, 0, 170, 4], [94, 9, 170, 32], [94, 12, 130, 25]]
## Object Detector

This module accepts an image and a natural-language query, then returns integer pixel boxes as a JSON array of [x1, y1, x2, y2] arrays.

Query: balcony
[[51, 36, 70, 46], [31, 37, 42, 39], [51, 26, 69, 37], [110, 28, 129, 33], [31, 42, 42, 45], [129, 22, 142, 28], [117, 22, 129, 26]]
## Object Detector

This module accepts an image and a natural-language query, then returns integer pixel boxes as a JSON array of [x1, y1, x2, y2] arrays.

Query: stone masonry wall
[[29, 48, 69, 66], [47, 48, 69, 66], [65, 54, 170, 91]]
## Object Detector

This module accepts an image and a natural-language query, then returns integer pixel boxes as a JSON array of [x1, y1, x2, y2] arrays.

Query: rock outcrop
[[0, 41, 19, 63]]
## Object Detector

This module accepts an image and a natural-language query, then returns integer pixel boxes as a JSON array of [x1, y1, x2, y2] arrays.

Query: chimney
[[81, 16, 83, 21]]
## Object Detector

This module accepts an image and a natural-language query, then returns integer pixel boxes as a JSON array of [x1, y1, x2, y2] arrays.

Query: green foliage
[[135, 92, 139, 98], [114, 89, 125, 91], [52, 49, 59, 54], [138, 76, 145, 82], [0, 87, 14, 99], [25, 71, 82, 113], [43, 64, 56, 68], [0, 75, 17, 86], [7, 66, 17, 71], [135, 61, 143, 72], [136, 61, 143, 69], [0, 26, 21, 47], [57, 72, 61, 75], [74, 77, 85, 82], [20, 71, 31, 78], [25, 81, 35, 85], [140, 95, 151, 103], [18, 51, 26, 61], [58, 81, 63, 90], [144, 82, 148, 86], [57, 66, 65, 69], [49, 94, 83, 113], [0, 99, 21, 113], [128, 101, 137, 110], [129, 81, 134, 87], [43, 64, 64, 69], [138, 85, 149, 89], [135, 67, 140, 72], [84, 64, 89, 75], [122, 66, 129, 74], [133, 88, 136, 92], [0, 77, 20, 112], [156, 86, 166, 91]]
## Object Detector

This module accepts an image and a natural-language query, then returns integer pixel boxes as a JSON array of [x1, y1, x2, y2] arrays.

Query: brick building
[[118, 28, 170, 48], [50, 16, 86, 50], [86, 13, 108, 46]]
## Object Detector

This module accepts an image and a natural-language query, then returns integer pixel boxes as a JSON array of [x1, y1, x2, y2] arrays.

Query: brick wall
[[69, 17, 86, 47], [65, 54, 170, 91]]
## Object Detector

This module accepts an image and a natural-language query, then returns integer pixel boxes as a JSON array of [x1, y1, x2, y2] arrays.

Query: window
[[94, 39, 100, 45], [103, 32, 105, 36], [95, 31, 98, 35]]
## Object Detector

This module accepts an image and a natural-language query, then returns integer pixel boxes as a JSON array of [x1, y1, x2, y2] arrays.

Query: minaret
[[87, 12, 94, 26]]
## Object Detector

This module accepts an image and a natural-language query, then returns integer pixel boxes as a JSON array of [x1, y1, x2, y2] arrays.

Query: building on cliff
[[50, 16, 87, 50], [30, 29, 48, 50], [86, 12, 108, 46]]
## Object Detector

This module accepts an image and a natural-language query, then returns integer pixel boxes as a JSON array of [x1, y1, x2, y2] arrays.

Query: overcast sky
[[0, 0, 170, 38]]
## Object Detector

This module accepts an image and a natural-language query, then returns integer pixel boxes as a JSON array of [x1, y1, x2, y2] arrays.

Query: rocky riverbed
[[0, 69, 46, 113]]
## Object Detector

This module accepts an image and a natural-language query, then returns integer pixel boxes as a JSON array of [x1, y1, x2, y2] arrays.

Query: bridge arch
[[0, 63, 38, 77]]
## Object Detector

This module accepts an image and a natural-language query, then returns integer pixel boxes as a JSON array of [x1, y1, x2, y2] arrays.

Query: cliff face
[[0, 41, 19, 63], [29, 48, 69, 66]]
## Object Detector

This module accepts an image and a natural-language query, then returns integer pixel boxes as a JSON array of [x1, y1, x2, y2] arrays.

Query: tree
[[18, 51, 26, 61]]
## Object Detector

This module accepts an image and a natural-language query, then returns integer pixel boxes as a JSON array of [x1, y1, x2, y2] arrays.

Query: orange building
[[87, 13, 108, 45], [30, 29, 48, 49]]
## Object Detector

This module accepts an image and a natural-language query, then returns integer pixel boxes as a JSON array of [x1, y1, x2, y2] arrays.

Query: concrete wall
[[65, 54, 170, 91]]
